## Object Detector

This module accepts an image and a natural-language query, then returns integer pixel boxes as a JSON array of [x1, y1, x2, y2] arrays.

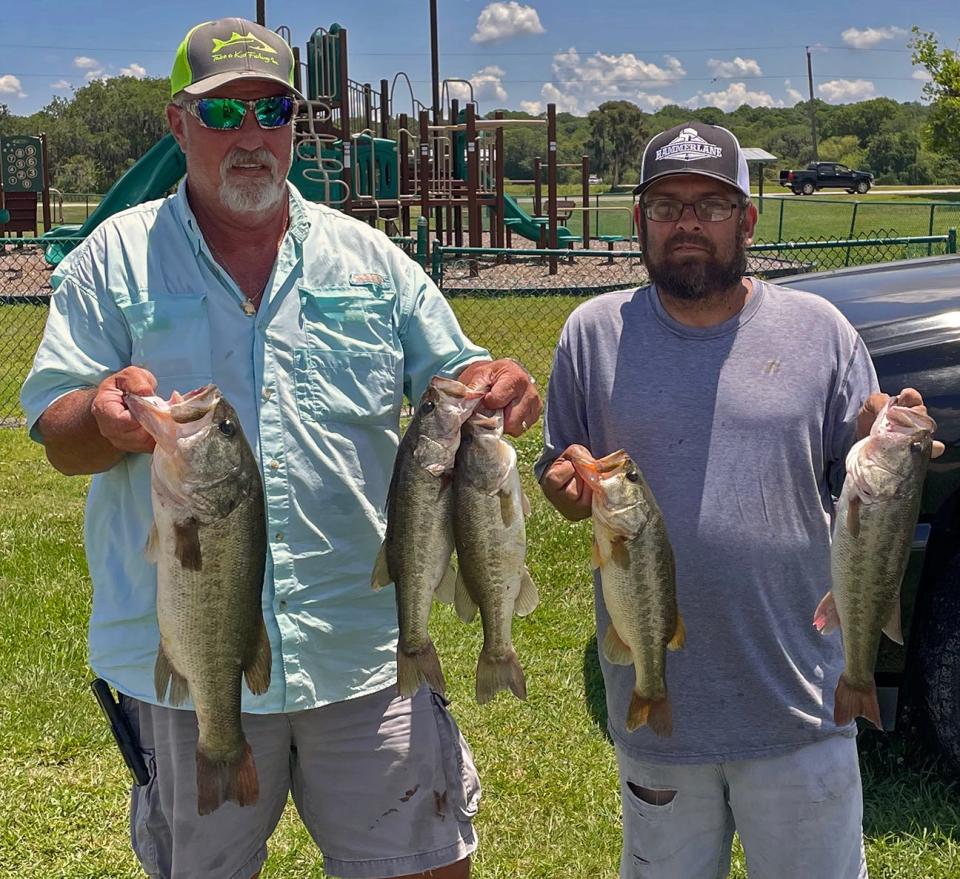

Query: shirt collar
[[173, 178, 311, 255]]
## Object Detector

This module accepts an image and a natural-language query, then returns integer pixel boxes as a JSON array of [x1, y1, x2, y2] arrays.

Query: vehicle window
[[836, 165, 850, 173]]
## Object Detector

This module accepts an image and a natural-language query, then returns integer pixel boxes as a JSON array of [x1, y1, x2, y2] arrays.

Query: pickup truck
[[779, 255, 960, 770], [779, 162, 874, 195]]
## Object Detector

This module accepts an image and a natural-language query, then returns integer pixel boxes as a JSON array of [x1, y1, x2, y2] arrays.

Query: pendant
[[241, 299, 256, 316]]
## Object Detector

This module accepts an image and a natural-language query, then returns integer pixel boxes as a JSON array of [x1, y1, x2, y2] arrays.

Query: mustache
[[220, 147, 279, 174], [665, 233, 715, 254]]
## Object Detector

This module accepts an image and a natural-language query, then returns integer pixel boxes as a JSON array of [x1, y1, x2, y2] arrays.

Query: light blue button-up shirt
[[21, 180, 489, 712]]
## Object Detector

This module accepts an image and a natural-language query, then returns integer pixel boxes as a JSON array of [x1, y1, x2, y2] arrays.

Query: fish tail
[[196, 741, 259, 815], [627, 691, 673, 737], [834, 674, 883, 729], [397, 640, 446, 698], [476, 648, 527, 704]]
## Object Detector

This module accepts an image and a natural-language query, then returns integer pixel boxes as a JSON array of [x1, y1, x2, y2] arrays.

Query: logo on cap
[[655, 128, 722, 163], [211, 32, 279, 66]]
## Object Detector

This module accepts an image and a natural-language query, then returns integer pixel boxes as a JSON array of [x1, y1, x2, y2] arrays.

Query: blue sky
[[1, 0, 957, 117]]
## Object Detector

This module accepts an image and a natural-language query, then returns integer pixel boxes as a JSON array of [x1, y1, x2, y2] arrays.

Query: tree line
[[1, 29, 957, 194]]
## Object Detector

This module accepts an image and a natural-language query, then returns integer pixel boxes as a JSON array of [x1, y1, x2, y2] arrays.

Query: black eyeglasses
[[642, 197, 743, 223], [176, 96, 297, 130]]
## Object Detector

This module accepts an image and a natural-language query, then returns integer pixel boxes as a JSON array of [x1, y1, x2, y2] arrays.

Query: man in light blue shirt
[[21, 18, 540, 879]]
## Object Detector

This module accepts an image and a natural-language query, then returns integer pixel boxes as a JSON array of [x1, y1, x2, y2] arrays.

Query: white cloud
[[525, 47, 686, 114], [912, 68, 933, 82], [784, 79, 805, 104], [635, 93, 673, 111], [0, 74, 26, 98], [50, 79, 71, 91], [841, 26, 907, 49], [818, 78, 876, 103], [447, 66, 508, 105], [707, 57, 762, 79], [472, 2, 545, 43], [73, 55, 100, 70], [119, 62, 147, 79], [688, 82, 782, 112]]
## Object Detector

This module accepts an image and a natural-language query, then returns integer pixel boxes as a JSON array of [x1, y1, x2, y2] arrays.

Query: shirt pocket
[[298, 285, 397, 351], [119, 295, 213, 398], [293, 347, 401, 424]]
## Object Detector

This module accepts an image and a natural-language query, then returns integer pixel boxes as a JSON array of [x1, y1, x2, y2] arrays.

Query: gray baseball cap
[[634, 122, 751, 199], [170, 18, 304, 99]]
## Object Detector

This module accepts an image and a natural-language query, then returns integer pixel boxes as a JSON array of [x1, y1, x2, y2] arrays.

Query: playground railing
[[1, 230, 956, 425]]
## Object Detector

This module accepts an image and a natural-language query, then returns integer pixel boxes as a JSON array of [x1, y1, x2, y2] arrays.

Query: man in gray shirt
[[536, 122, 937, 878]]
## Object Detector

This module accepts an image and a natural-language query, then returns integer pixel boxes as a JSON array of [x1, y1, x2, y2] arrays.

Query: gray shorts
[[120, 686, 480, 879], [616, 734, 867, 879]]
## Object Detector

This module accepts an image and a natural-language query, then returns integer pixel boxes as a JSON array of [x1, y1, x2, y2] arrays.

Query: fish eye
[[625, 469, 639, 483], [420, 400, 436, 415], [218, 419, 236, 437], [910, 441, 923, 455]]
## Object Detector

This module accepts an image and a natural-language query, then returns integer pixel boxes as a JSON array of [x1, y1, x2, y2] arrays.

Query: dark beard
[[644, 226, 748, 302]]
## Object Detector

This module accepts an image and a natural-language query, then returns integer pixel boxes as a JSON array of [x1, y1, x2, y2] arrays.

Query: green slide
[[500, 192, 578, 245], [43, 133, 186, 264]]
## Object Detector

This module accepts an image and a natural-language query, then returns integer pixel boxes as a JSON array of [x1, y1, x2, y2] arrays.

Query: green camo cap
[[170, 18, 304, 99]]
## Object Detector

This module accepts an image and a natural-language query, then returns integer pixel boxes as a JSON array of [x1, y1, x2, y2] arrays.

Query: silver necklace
[[204, 237, 264, 316]]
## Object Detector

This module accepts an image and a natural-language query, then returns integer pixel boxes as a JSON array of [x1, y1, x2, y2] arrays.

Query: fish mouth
[[431, 375, 490, 400], [569, 449, 629, 487], [876, 396, 937, 437], [124, 385, 221, 454]]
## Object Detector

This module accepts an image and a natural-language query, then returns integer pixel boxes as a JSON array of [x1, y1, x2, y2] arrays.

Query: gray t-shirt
[[535, 280, 879, 763]]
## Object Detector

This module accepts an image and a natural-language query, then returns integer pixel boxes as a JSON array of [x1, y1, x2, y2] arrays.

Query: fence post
[[845, 202, 859, 267], [431, 240, 443, 284], [928, 203, 936, 257], [416, 215, 429, 269], [777, 199, 785, 242], [948, 227, 957, 254]]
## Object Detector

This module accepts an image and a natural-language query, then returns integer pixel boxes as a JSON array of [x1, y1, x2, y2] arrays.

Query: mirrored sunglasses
[[179, 96, 297, 130]]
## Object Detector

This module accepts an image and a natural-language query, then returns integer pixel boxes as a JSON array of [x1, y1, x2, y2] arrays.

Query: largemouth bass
[[572, 450, 684, 736], [372, 376, 486, 697], [125, 385, 270, 815], [815, 397, 937, 728], [452, 408, 538, 704]]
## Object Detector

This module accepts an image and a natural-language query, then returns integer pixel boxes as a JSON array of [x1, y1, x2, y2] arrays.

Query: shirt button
[[278, 599, 288, 610], [262, 388, 273, 401], [275, 531, 284, 542], [269, 459, 280, 470]]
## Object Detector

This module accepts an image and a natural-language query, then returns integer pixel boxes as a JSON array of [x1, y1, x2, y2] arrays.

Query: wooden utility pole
[[806, 47, 819, 161]]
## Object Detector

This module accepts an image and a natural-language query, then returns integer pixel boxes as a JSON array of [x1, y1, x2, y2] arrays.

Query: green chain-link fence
[[1, 229, 957, 424]]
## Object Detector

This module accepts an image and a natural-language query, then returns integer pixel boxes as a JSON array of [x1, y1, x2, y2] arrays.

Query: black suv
[[779, 255, 960, 769]]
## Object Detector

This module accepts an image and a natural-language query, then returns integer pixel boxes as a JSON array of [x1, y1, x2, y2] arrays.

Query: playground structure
[[0, 134, 53, 238], [31, 13, 627, 272]]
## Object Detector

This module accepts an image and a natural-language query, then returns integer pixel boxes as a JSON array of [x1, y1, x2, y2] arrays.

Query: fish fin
[[845, 496, 861, 539], [370, 541, 393, 590], [196, 741, 259, 816], [476, 648, 527, 704], [610, 536, 631, 569], [434, 560, 458, 604], [397, 640, 446, 698], [834, 674, 883, 729], [514, 568, 539, 617], [499, 490, 516, 528], [667, 613, 686, 651], [144, 522, 159, 564], [243, 615, 272, 695], [591, 539, 605, 571], [882, 601, 904, 646], [154, 642, 189, 705], [602, 624, 633, 665], [813, 591, 841, 635], [454, 571, 478, 622], [174, 518, 202, 571], [628, 692, 672, 736], [521, 491, 531, 517]]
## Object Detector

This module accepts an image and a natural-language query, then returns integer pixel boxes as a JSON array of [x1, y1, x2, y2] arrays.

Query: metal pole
[[581, 155, 590, 246], [40, 132, 52, 233], [547, 104, 558, 274], [430, 0, 441, 123], [948, 227, 957, 254], [806, 47, 818, 161], [256, 0, 265, 26], [533, 157, 542, 216]]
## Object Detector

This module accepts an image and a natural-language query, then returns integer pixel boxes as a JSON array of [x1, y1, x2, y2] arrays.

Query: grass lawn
[[2, 420, 960, 877]]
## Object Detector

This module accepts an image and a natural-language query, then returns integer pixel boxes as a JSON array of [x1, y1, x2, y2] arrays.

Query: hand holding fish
[[540, 444, 596, 521], [91, 366, 159, 454], [857, 387, 945, 458], [457, 358, 541, 437]]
